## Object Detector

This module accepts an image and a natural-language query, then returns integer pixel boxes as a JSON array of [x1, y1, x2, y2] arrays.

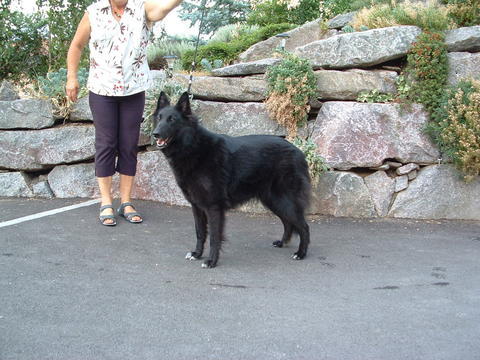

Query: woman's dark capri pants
[[89, 91, 145, 178]]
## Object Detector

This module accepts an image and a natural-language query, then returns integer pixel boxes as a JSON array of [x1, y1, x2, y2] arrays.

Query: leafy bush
[[37, 0, 92, 72], [426, 80, 480, 182], [210, 23, 260, 43], [351, 1, 453, 31], [37, 68, 89, 118], [181, 23, 295, 70], [0, 9, 48, 81], [357, 89, 394, 103], [403, 31, 449, 115], [292, 137, 330, 183], [265, 51, 317, 139], [444, 0, 480, 27], [248, 0, 321, 26], [147, 37, 197, 70]]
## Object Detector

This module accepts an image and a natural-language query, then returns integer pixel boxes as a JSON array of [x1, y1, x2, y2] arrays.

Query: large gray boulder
[[310, 171, 376, 217], [193, 100, 286, 137], [389, 165, 480, 220], [445, 26, 480, 52], [0, 125, 95, 170], [173, 74, 267, 101], [48, 163, 99, 198], [69, 96, 92, 122], [237, 19, 336, 63], [0, 172, 33, 197], [131, 151, 188, 206], [311, 102, 440, 170], [0, 99, 53, 129], [447, 52, 480, 86], [315, 69, 398, 100], [294, 26, 421, 69], [212, 58, 281, 77], [0, 80, 20, 101]]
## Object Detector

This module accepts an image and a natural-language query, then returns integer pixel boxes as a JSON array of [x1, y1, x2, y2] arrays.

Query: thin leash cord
[[187, 0, 208, 95]]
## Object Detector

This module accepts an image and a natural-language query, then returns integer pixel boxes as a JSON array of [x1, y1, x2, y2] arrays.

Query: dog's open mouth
[[156, 137, 171, 149]]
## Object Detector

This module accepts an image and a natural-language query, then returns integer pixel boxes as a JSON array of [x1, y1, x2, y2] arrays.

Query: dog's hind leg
[[272, 219, 293, 248], [186, 204, 207, 260], [201, 208, 225, 269], [291, 218, 310, 260], [259, 195, 294, 248]]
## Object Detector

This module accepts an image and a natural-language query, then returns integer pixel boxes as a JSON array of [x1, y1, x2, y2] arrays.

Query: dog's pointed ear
[[155, 91, 170, 113], [175, 91, 192, 116]]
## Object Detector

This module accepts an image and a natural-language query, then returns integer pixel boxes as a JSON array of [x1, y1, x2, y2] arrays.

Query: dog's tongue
[[157, 139, 166, 147]]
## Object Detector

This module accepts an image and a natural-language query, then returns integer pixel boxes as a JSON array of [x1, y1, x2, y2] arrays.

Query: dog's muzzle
[[154, 136, 171, 149]]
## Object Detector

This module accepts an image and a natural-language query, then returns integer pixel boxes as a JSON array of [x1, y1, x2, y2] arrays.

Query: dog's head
[[152, 91, 196, 150]]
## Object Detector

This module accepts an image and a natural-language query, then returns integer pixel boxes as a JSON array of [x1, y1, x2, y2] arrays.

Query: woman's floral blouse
[[87, 0, 151, 96]]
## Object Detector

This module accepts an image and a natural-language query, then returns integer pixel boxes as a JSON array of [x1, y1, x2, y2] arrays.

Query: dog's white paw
[[201, 262, 208, 268], [291, 253, 303, 260], [185, 252, 199, 260]]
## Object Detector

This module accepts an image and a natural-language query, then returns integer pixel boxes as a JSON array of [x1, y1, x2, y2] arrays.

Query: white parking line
[[0, 199, 100, 229]]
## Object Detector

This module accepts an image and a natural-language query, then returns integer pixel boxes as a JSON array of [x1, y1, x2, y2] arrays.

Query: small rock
[[396, 163, 420, 176], [408, 170, 418, 181], [386, 161, 403, 168], [395, 175, 409, 192]]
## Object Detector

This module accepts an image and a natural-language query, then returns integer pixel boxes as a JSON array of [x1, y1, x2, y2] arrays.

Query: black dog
[[152, 92, 311, 268]]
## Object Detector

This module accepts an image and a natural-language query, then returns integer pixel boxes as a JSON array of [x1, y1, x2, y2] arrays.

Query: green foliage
[[445, 0, 480, 27], [210, 23, 260, 43], [147, 37, 197, 70], [0, 8, 48, 81], [425, 80, 480, 182], [352, 2, 452, 31], [37, 67, 88, 99], [142, 78, 187, 137], [200, 58, 224, 72], [181, 23, 295, 70], [404, 31, 449, 114], [36, 67, 89, 118], [179, 0, 251, 36], [36, 0, 93, 72], [265, 51, 317, 138], [292, 137, 330, 182], [357, 89, 394, 103], [318, 0, 353, 20], [247, 0, 321, 26]]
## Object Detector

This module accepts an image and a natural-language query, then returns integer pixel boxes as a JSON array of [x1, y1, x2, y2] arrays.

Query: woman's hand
[[66, 77, 80, 102]]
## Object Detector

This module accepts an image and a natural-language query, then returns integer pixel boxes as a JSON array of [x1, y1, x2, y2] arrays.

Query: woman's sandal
[[118, 202, 143, 223], [99, 204, 117, 226]]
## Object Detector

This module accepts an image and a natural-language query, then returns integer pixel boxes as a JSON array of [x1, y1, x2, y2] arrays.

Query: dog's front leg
[[202, 208, 225, 268], [186, 204, 207, 261]]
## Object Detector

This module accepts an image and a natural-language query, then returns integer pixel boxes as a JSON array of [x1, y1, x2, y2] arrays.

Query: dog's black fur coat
[[153, 92, 311, 268]]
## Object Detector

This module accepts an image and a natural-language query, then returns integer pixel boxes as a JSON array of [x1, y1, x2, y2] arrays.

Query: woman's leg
[[117, 91, 145, 221], [89, 92, 119, 224]]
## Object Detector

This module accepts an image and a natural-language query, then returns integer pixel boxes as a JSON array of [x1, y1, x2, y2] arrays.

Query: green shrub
[[0, 9, 48, 81], [181, 23, 295, 70], [404, 31, 449, 115], [37, 67, 89, 118], [248, 0, 321, 26], [426, 80, 480, 182], [265, 51, 317, 138], [357, 89, 394, 103], [445, 0, 480, 27], [352, 2, 453, 31], [292, 137, 330, 183]]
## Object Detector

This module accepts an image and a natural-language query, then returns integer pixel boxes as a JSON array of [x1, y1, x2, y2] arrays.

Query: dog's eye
[[167, 116, 174, 123]]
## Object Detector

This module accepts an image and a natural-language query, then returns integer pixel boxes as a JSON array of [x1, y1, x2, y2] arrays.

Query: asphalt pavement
[[1, 197, 480, 360]]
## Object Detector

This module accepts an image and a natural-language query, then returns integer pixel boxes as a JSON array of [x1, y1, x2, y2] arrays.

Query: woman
[[66, 0, 182, 226]]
